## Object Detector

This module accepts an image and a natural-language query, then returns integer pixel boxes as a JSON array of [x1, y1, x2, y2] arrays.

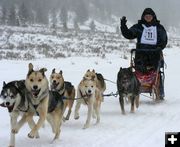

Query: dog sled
[[130, 49, 165, 101]]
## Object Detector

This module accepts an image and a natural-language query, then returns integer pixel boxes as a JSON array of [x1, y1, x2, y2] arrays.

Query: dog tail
[[65, 81, 74, 95], [96, 73, 106, 89]]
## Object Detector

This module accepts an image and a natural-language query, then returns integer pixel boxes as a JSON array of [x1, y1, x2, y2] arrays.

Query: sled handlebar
[[131, 48, 162, 53]]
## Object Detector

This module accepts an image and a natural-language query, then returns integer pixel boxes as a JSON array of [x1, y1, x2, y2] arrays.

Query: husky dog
[[74, 77, 102, 129], [10, 63, 64, 142], [83, 69, 106, 101], [0, 80, 39, 147], [50, 68, 75, 120], [117, 67, 140, 114]]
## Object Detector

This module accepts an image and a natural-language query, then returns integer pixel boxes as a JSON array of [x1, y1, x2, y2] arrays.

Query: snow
[[0, 47, 180, 147]]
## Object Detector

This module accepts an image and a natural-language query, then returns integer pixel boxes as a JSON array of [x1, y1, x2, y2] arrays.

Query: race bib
[[140, 24, 157, 45]]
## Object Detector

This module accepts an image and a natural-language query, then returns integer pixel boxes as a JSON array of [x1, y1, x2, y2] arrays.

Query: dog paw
[[11, 128, 18, 134], [130, 110, 135, 113], [74, 116, 79, 120], [95, 119, 100, 125], [50, 138, 60, 144], [62, 117, 66, 122], [65, 116, 69, 120], [28, 132, 35, 139], [83, 124, 90, 129], [121, 111, 126, 115], [35, 133, 40, 139]]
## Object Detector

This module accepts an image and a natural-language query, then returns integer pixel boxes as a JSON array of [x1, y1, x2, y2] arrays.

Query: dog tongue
[[32, 90, 39, 97]]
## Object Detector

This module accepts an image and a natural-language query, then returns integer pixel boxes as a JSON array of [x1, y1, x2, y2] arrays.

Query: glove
[[120, 16, 127, 26]]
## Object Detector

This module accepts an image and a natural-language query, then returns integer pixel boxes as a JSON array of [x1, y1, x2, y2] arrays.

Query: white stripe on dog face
[[3, 89, 17, 107], [26, 71, 49, 98], [81, 80, 96, 96]]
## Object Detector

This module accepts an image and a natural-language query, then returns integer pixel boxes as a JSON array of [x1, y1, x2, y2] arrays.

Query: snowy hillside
[[0, 46, 180, 147]]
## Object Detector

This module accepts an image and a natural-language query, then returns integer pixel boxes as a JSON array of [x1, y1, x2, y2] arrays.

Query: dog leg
[[83, 103, 93, 129], [65, 90, 75, 120], [119, 95, 125, 114], [65, 109, 71, 120], [74, 101, 81, 120], [9, 112, 19, 147], [130, 96, 135, 113], [47, 114, 56, 133], [52, 111, 62, 141], [11, 112, 29, 134], [62, 101, 67, 121], [135, 95, 140, 108], [92, 108, 96, 119], [27, 118, 40, 138], [94, 102, 100, 125], [28, 97, 48, 138]]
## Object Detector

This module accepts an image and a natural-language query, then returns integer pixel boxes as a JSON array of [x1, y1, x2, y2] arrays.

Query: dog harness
[[79, 90, 92, 105]]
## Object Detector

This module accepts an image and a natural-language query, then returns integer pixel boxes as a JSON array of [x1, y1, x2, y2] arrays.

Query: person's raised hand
[[120, 16, 127, 26]]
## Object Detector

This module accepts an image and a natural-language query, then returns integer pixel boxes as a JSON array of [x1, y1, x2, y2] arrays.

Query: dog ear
[[87, 69, 90, 72], [3, 81, 6, 87], [128, 67, 133, 72], [92, 69, 95, 73], [15, 81, 24, 89], [52, 68, 56, 74], [40, 68, 47, 73], [83, 77, 86, 81], [120, 67, 122, 71], [59, 70, 63, 74], [28, 63, 34, 72]]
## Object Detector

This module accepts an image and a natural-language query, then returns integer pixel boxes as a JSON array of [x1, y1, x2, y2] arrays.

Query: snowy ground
[[0, 48, 180, 147]]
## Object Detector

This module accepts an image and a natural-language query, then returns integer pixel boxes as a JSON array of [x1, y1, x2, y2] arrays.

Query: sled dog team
[[0, 63, 140, 147], [1, 63, 116, 147]]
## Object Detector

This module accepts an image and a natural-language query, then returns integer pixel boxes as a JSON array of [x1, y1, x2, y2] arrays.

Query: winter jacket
[[121, 8, 168, 50]]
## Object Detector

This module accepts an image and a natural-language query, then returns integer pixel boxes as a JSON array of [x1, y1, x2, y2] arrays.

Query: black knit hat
[[140, 8, 158, 24]]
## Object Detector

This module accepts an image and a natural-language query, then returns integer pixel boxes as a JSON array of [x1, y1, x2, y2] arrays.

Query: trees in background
[[0, 0, 179, 28]]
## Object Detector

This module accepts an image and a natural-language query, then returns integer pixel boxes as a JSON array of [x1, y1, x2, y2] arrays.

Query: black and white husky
[[0, 80, 39, 147]]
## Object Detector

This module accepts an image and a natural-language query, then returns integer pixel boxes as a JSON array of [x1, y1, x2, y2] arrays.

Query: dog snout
[[33, 85, 38, 90], [88, 89, 92, 94], [53, 80, 56, 84], [6, 102, 10, 106]]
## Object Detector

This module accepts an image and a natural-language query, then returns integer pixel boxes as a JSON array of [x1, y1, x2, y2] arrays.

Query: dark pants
[[134, 52, 160, 73]]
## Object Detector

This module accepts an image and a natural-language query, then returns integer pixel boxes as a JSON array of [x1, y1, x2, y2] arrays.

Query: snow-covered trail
[[0, 48, 180, 147]]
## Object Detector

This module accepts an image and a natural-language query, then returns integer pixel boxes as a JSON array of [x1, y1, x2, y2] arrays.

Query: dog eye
[[51, 76, 54, 79], [11, 95, 14, 98], [30, 79, 33, 82], [38, 79, 42, 82], [91, 86, 94, 88]]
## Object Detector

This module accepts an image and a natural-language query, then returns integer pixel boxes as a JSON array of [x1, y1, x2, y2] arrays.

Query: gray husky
[[117, 67, 140, 114]]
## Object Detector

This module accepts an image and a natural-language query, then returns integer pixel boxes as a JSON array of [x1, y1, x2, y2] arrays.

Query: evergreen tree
[[36, 6, 48, 24], [74, 19, 80, 32], [116, 26, 120, 34], [8, 5, 16, 26], [62, 22, 68, 32], [89, 20, 95, 32], [19, 2, 29, 26], [75, 0, 89, 24], [60, 6, 67, 24], [49, 10, 57, 28], [1, 6, 7, 25]]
